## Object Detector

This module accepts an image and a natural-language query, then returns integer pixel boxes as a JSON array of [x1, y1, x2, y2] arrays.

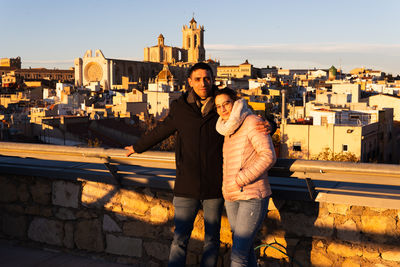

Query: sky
[[1, 0, 400, 74]]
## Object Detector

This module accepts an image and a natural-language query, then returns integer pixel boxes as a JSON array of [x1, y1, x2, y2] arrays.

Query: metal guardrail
[[0, 141, 399, 208]]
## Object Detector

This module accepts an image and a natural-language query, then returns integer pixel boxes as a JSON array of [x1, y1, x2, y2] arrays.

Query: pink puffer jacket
[[222, 114, 276, 201]]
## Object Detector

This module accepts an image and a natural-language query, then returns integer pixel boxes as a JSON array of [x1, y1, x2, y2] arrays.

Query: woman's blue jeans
[[225, 197, 269, 267], [168, 196, 224, 267]]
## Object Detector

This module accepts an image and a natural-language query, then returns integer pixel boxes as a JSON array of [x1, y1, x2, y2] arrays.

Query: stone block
[[123, 221, 162, 239], [362, 247, 380, 260], [120, 189, 150, 216], [64, 222, 74, 249], [337, 219, 360, 242], [315, 240, 325, 248], [74, 219, 104, 252], [348, 206, 364, 216], [2, 214, 27, 239], [75, 210, 98, 219], [326, 203, 349, 215], [103, 214, 121, 232], [144, 241, 170, 260], [381, 247, 400, 262], [0, 176, 17, 202], [281, 213, 316, 237], [361, 215, 396, 235], [81, 181, 121, 212], [313, 214, 334, 238], [2, 204, 24, 214], [115, 214, 129, 221], [267, 210, 281, 222], [261, 235, 288, 259], [342, 258, 361, 267], [30, 180, 51, 205], [220, 215, 232, 244], [191, 213, 205, 241], [327, 242, 362, 257], [105, 234, 142, 257], [25, 205, 52, 217], [310, 251, 333, 267], [150, 204, 169, 224], [143, 187, 155, 202], [52, 181, 80, 208], [28, 217, 63, 246], [17, 184, 30, 202], [268, 198, 285, 211], [55, 208, 76, 220]]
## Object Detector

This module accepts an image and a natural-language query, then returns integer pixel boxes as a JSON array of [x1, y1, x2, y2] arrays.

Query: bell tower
[[182, 17, 205, 63]]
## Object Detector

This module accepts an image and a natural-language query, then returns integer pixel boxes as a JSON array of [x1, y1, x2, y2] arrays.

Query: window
[[293, 142, 302, 151], [342, 144, 348, 152]]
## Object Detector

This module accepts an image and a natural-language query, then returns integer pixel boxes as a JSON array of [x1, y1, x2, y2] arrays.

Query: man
[[125, 62, 274, 266]]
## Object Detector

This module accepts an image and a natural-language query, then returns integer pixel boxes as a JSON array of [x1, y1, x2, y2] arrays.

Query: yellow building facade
[[217, 60, 254, 78]]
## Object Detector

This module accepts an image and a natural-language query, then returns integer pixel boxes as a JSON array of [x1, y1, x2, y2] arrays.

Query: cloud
[[206, 43, 400, 54], [205, 42, 400, 74]]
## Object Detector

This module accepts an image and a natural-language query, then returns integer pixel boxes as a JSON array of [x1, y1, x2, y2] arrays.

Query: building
[[75, 49, 163, 90], [13, 68, 74, 82], [368, 94, 400, 122], [74, 48, 188, 91], [217, 60, 255, 78], [0, 57, 21, 69], [144, 18, 205, 64], [145, 66, 181, 119], [281, 105, 395, 163], [112, 90, 148, 119]]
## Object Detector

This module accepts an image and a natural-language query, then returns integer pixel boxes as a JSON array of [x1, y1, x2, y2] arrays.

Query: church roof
[[190, 17, 197, 24], [157, 64, 174, 80]]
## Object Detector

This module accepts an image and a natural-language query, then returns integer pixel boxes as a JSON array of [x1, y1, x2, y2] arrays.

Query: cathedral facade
[[74, 18, 208, 90]]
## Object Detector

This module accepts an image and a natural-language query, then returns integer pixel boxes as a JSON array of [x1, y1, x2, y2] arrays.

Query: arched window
[[187, 37, 191, 48], [194, 35, 198, 47]]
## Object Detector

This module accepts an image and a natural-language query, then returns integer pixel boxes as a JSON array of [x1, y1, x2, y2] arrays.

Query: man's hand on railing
[[124, 146, 135, 157]]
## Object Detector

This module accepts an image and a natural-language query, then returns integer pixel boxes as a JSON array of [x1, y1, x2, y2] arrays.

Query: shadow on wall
[[1, 159, 400, 266]]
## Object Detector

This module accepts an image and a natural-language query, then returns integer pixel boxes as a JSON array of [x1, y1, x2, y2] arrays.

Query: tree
[[139, 116, 176, 151], [311, 148, 359, 162]]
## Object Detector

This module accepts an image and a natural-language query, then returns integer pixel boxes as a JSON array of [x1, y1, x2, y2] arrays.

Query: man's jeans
[[168, 196, 224, 267], [225, 198, 269, 267]]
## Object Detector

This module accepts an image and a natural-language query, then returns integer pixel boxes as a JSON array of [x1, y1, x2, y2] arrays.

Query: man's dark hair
[[187, 62, 214, 78], [215, 87, 239, 101]]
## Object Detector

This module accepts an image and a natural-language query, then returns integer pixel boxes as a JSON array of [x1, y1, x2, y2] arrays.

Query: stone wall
[[0, 174, 399, 266]]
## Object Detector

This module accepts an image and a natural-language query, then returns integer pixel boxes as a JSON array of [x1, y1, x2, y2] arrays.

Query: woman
[[214, 88, 276, 267]]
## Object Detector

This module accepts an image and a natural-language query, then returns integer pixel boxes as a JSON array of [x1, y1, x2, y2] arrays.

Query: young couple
[[125, 62, 276, 267]]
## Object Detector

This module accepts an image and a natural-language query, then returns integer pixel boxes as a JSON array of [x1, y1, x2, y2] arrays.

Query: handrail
[[1, 141, 400, 184]]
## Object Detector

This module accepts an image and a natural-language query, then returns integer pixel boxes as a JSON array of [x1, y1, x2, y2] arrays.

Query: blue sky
[[1, 0, 400, 74]]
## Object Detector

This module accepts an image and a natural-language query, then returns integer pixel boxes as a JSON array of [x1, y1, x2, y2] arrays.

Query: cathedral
[[74, 18, 209, 90]]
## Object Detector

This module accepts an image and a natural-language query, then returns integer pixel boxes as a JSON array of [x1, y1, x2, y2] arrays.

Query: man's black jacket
[[132, 91, 224, 199]]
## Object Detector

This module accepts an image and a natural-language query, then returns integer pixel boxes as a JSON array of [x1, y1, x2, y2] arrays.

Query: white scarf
[[216, 98, 252, 136]]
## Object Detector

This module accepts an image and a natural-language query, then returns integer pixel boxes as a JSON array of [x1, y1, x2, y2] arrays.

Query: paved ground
[[0, 240, 129, 267]]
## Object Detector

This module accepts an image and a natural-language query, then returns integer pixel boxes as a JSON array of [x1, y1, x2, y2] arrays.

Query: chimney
[[303, 91, 306, 118], [281, 89, 286, 124]]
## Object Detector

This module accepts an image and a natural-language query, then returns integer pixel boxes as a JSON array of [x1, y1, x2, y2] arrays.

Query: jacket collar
[[186, 86, 218, 117]]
